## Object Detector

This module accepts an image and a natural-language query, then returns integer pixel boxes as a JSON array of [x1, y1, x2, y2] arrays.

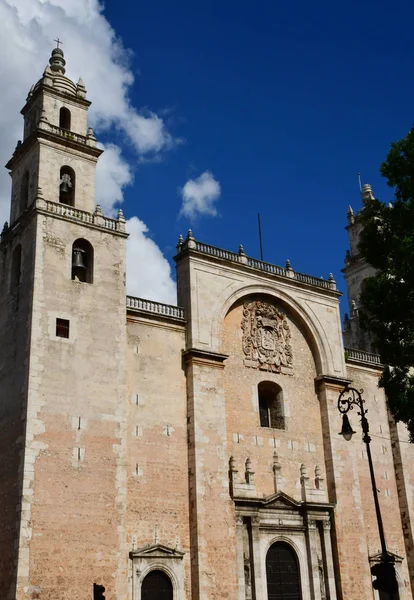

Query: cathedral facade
[[0, 47, 414, 600]]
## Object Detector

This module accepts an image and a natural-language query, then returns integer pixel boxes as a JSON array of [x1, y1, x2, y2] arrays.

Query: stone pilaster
[[184, 349, 238, 600]]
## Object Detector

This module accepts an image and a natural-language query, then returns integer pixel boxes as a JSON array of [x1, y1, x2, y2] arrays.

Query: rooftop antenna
[[258, 213, 264, 261], [357, 173, 362, 193]]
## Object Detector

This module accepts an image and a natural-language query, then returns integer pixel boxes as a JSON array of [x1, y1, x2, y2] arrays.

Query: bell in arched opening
[[59, 167, 75, 206], [71, 239, 93, 283]]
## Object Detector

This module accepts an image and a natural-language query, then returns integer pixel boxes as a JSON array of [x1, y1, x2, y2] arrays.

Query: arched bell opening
[[59, 166, 75, 206], [10, 244, 22, 291], [71, 238, 93, 283], [20, 171, 30, 213], [266, 541, 302, 600], [59, 107, 71, 130], [141, 569, 173, 600]]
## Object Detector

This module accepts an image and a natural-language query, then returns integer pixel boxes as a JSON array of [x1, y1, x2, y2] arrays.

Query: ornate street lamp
[[337, 386, 399, 598]]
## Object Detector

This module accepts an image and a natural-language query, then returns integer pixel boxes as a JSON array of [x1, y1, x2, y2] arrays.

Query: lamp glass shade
[[339, 414, 356, 441]]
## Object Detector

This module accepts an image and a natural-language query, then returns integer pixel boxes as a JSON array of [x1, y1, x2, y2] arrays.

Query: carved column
[[322, 520, 338, 600], [305, 519, 322, 600], [236, 516, 246, 600], [251, 515, 264, 600]]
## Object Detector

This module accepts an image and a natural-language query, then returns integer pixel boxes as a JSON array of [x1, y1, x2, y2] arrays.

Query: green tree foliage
[[359, 127, 414, 440]]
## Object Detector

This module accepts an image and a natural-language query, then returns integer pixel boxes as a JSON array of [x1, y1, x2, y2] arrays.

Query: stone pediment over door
[[130, 543, 185, 560], [262, 491, 302, 510], [130, 544, 185, 600]]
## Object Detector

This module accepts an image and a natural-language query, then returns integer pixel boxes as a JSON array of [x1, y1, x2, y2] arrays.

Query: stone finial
[[245, 457, 255, 485], [347, 205, 355, 225], [2, 221, 9, 234], [229, 456, 237, 472], [14, 140, 22, 154], [345, 249, 351, 264], [238, 244, 245, 256], [49, 47, 66, 75], [186, 229, 196, 249], [176, 234, 184, 252], [154, 524, 160, 545], [94, 204, 103, 216], [273, 451, 281, 472], [315, 465, 324, 490], [42, 65, 53, 86], [38, 110, 48, 130], [272, 451, 282, 493], [86, 127, 96, 140], [36, 186, 43, 198], [328, 273, 336, 290], [361, 183, 374, 204], [76, 77, 87, 98], [117, 208, 125, 222], [285, 259, 292, 270]]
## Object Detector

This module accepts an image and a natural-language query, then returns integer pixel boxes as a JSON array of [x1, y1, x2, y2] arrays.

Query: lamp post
[[337, 386, 399, 598]]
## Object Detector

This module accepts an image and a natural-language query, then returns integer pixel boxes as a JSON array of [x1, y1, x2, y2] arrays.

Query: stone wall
[[0, 214, 37, 599], [126, 316, 191, 599], [15, 211, 128, 600]]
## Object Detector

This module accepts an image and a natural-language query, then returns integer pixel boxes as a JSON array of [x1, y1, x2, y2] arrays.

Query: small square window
[[56, 318, 70, 338]]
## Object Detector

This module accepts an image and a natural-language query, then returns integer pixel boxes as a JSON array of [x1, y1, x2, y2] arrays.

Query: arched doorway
[[266, 542, 302, 600], [141, 570, 173, 600]]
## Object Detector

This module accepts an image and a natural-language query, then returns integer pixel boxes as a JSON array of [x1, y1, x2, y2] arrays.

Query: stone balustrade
[[41, 122, 97, 147], [126, 296, 185, 320], [176, 232, 336, 292], [344, 347, 382, 365]]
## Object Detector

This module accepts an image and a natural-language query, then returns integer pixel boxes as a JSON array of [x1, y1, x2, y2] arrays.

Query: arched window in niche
[[10, 245, 22, 291], [59, 166, 75, 206], [266, 542, 302, 600], [141, 570, 173, 600], [71, 238, 93, 283], [59, 107, 71, 130], [20, 171, 30, 213], [258, 381, 285, 429]]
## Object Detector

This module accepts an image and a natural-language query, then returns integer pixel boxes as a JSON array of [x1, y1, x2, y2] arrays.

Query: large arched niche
[[213, 284, 332, 376], [220, 289, 329, 497]]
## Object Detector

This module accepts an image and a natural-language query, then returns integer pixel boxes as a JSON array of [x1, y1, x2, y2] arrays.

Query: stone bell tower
[[0, 46, 129, 600], [342, 183, 377, 352]]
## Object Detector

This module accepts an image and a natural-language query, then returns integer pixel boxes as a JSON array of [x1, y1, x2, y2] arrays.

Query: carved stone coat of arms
[[241, 300, 293, 373]]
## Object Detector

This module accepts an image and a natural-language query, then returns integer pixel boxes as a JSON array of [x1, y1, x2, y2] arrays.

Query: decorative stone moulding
[[241, 300, 293, 374]]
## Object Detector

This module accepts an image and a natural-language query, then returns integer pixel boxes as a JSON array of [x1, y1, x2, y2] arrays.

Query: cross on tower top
[[54, 38, 63, 49]]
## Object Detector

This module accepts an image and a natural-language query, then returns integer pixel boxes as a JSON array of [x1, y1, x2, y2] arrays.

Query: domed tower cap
[[49, 46, 66, 75]]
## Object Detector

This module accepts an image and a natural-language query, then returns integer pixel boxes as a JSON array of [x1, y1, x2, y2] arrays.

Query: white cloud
[[126, 217, 176, 305], [180, 171, 221, 220], [95, 144, 133, 216], [0, 0, 178, 303]]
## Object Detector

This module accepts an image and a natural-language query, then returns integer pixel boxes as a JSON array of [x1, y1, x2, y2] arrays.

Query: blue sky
[[1, 0, 413, 308], [102, 0, 414, 304]]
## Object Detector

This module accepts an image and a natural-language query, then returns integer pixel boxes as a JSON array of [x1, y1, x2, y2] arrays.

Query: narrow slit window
[[56, 318, 70, 339]]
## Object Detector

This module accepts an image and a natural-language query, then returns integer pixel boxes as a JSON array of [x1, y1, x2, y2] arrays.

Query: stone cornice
[[6, 128, 102, 170], [315, 374, 352, 391], [182, 348, 229, 367], [21, 82, 91, 115]]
